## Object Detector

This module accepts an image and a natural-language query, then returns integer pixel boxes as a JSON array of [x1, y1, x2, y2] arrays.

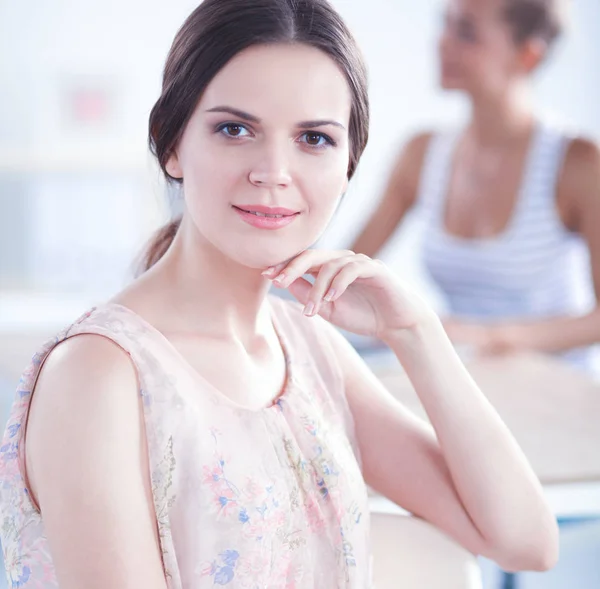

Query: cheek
[[300, 153, 349, 210], [460, 48, 487, 72], [477, 39, 518, 79], [459, 51, 498, 87], [183, 145, 247, 202]]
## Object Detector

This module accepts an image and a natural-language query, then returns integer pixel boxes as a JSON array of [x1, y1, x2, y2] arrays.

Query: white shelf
[[0, 291, 102, 333], [0, 147, 154, 173]]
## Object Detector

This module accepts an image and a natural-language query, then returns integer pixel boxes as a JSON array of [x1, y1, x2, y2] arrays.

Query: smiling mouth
[[240, 209, 284, 218], [233, 206, 298, 218]]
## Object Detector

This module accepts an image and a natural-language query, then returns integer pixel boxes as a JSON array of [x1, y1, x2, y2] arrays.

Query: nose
[[248, 142, 292, 188], [439, 28, 453, 56]]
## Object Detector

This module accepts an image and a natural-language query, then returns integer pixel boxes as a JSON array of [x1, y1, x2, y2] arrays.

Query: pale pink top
[[0, 297, 372, 588]]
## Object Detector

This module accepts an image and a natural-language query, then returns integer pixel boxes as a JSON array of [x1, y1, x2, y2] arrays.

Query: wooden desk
[[369, 352, 600, 486]]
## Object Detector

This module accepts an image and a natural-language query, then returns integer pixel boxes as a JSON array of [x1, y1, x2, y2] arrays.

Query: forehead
[[199, 43, 352, 124], [447, 0, 503, 21]]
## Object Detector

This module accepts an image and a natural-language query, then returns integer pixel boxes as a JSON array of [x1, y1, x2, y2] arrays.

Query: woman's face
[[438, 0, 529, 97], [166, 43, 352, 270]]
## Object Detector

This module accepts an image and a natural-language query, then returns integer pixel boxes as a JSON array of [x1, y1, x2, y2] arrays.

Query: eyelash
[[442, 15, 479, 44], [215, 122, 337, 149], [456, 25, 477, 43]]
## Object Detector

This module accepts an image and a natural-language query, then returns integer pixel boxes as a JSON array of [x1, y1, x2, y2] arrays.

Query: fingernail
[[324, 289, 336, 302], [303, 302, 315, 317], [262, 267, 276, 277], [274, 273, 288, 287]]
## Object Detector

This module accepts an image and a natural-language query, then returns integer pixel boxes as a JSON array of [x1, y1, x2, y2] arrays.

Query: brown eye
[[226, 124, 243, 136], [305, 132, 322, 145], [456, 18, 478, 43], [217, 123, 251, 138], [300, 132, 334, 148]]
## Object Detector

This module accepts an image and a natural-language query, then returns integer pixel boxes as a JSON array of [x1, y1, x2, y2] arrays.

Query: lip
[[233, 205, 300, 230], [441, 61, 462, 77], [235, 204, 298, 216]]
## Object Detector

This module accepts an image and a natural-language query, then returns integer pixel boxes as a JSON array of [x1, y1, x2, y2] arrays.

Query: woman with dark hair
[[352, 0, 600, 366], [0, 1, 557, 587]]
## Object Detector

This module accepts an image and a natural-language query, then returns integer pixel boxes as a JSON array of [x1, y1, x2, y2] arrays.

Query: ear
[[165, 151, 183, 180], [519, 38, 548, 73]]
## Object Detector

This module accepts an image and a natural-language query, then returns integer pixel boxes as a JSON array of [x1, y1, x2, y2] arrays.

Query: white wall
[[321, 0, 600, 250], [3, 0, 599, 176], [1, 0, 599, 298]]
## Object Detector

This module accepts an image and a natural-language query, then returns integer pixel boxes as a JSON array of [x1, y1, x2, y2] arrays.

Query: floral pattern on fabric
[[0, 299, 372, 587]]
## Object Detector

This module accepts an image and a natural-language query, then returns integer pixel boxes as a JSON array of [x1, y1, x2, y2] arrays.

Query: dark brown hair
[[140, 0, 369, 272], [502, 0, 567, 47]]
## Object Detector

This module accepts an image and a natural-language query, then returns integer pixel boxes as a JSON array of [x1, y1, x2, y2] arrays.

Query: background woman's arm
[[351, 132, 431, 257]]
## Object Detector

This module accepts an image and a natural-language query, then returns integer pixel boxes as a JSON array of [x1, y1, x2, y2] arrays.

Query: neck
[[468, 82, 535, 146], [149, 215, 275, 344]]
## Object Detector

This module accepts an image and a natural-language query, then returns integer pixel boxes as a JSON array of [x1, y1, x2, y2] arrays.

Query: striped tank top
[[419, 120, 595, 367]]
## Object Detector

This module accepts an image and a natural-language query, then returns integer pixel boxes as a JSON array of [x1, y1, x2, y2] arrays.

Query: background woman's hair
[[139, 0, 370, 273], [502, 0, 569, 47]]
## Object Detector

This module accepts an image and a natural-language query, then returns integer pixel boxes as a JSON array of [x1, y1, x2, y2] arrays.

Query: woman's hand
[[262, 249, 436, 342], [442, 319, 524, 356]]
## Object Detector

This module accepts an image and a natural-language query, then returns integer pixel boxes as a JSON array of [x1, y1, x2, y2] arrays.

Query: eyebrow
[[205, 106, 346, 130], [443, 10, 476, 24]]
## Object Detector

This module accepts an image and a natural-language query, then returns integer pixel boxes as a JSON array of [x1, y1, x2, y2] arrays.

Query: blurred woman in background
[[0, 0, 558, 587], [352, 0, 600, 367]]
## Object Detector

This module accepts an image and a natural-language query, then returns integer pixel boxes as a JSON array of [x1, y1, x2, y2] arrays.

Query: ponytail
[[137, 216, 182, 274]]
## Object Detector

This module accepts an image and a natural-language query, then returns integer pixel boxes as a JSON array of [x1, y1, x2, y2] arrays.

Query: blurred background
[[1, 0, 599, 587]]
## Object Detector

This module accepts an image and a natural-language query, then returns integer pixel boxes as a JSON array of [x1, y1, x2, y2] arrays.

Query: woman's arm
[[25, 335, 168, 589], [269, 248, 558, 572], [325, 318, 558, 573], [350, 132, 431, 257], [445, 138, 600, 355]]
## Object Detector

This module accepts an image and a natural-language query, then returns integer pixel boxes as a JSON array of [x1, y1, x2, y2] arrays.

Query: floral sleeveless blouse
[[0, 297, 372, 588]]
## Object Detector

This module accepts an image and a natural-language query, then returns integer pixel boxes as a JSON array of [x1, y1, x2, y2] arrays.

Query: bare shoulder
[[380, 130, 436, 211], [559, 136, 600, 229], [392, 131, 434, 198], [26, 334, 141, 504], [561, 137, 600, 189], [396, 130, 435, 173], [24, 336, 166, 587], [29, 331, 139, 427], [41, 331, 135, 376], [404, 130, 435, 156], [31, 333, 138, 408], [563, 136, 600, 178], [566, 136, 600, 159]]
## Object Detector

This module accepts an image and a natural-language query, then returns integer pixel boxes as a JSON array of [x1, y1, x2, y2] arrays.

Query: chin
[[440, 76, 467, 91], [229, 245, 306, 272]]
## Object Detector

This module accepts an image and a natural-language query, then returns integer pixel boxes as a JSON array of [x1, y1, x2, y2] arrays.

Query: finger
[[288, 278, 335, 323], [267, 250, 314, 287], [262, 252, 311, 278], [261, 261, 288, 278], [325, 258, 378, 302], [286, 277, 313, 306], [272, 250, 353, 289], [303, 257, 351, 316]]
